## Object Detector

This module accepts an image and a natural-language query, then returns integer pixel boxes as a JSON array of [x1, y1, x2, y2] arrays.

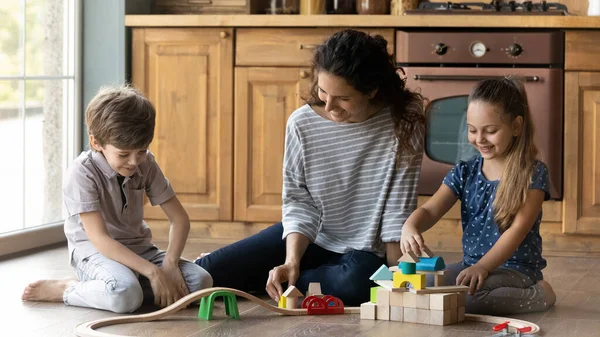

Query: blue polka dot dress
[[442, 156, 549, 282]]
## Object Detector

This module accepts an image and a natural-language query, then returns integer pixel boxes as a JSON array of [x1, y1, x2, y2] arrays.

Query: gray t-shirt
[[63, 150, 175, 262], [282, 104, 423, 258]]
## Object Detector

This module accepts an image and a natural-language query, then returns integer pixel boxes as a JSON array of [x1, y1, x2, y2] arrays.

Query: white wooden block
[[450, 306, 458, 323], [390, 291, 403, 306], [457, 292, 466, 307], [457, 306, 465, 322], [376, 304, 390, 320], [430, 309, 452, 326], [360, 302, 376, 320], [285, 297, 298, 309], [390, 306, 403, 322], [403, 292, 417, 308], [430, 293, 458, 310], [376, 288, 390, 306], [416, 308, 430, 324], [416, 294, 430, 309], [403, 307, 417, 323]]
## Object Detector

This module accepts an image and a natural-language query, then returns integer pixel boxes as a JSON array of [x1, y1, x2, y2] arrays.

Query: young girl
[[400, 77, 556, 315]]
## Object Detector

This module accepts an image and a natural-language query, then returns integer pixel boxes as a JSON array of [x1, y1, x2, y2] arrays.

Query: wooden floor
[[3, 241, 600, 337]]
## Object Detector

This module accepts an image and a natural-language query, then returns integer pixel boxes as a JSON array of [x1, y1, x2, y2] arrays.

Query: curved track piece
[[75, 287, 540, 337]]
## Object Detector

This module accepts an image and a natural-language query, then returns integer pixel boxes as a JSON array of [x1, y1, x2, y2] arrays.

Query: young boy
[[21, 85, 212, 313]]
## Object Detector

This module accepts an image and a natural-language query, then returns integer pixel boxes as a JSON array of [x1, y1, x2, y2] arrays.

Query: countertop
[[125, 14, 600, 28]]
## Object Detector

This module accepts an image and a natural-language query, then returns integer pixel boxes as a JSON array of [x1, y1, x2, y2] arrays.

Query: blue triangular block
[[369, 264, 393, 281]]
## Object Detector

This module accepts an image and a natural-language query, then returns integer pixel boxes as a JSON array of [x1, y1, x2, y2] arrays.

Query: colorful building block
[[393, 271, 426, 290]]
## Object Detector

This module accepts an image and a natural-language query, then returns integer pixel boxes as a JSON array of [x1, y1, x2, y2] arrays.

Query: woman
[[195, 29, 426, 306]]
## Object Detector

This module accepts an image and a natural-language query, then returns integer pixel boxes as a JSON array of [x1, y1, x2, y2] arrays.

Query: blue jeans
[[195, 223, 385, 306]]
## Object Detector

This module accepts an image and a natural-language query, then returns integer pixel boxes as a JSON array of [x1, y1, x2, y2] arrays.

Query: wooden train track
[[74, 287, 540, 337]]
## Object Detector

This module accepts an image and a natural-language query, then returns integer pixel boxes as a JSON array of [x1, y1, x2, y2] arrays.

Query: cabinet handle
[[299, 44, 318, 50], [299, 70, 310, 79], [220, 31, 229, 39]]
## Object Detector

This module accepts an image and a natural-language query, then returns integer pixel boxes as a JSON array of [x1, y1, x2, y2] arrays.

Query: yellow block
[[278, 296, 286, 308], [393, 272, 426, 290]]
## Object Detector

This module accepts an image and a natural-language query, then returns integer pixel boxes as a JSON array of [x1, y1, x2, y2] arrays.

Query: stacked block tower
[[360, 246, 468, 326]]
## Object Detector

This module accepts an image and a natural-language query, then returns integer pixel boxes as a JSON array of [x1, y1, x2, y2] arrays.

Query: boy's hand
[[148, 267, 183, 308], [456, 264, 489, 295], [162, 260, 190, 299], [400, 224, 425, 256]]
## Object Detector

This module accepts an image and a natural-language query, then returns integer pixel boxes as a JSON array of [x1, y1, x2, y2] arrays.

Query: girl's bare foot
[[538, 279, 556, 307], [21, 279, 77, 302], [195, 252, 211, 260]]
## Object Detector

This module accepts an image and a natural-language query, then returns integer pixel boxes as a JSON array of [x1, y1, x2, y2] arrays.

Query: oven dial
[[470, 41, 487, 58], [507, 43, 523, 56], [434, 43, 448, 55]]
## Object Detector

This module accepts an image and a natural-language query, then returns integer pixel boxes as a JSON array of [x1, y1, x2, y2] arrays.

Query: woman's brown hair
[[305, 29, 426, 167]]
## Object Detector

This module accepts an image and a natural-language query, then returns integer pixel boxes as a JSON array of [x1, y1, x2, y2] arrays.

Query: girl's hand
[[266, 262, 300, 302], [456, 265, 489, 295], [400, 224, 425, 256]]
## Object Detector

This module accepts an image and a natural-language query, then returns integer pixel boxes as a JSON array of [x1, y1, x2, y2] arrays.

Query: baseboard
[[0, 223, 66, 258]]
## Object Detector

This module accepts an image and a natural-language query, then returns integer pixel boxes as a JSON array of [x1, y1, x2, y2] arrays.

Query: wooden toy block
[[370, 286, 379, 303], [457, 306, 465, 322], [450, 306, 458, 324], [420, 245, 434, 258], [278, 296, 286, 308], [390, 291, 403, 306], [403, 292, 417, 308], [390, 306, 403, 322], [393, 272, 426, 290], [370, 264, 393, 280], [403, 307, 417, 323], [376, 304, 390, 320], [307, 283, 322, 297], [408, 285, 469, 294], [360, 302, 376, 320], [401, 261, 417, 274], [285, 297, 298, 309], [416, 257, 446, 272], [430, 309, 453, 326], [416, 293, 430, 309], [457, 292, 467, 307], [430, 293, 458, 311], [283, 286, 303, 298], [376, 288, 390, 306], [374, 280, 395, 291], [398, 251, 420, 263], [416, 308, 431, 324]]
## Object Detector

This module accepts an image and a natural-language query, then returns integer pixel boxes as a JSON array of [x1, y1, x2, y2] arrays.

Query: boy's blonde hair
[[86, 85, 155, 150], [468, 76, 538, 232]]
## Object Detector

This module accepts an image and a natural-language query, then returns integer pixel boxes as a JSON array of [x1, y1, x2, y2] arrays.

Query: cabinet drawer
[[566, 31, 600, 71], [236, 28, 395, 67]]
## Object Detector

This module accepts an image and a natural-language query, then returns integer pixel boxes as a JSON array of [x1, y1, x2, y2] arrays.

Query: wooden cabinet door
[[563, 72, 600, 234], [132, 28, 233, 221], [234, 67, 311, 222]]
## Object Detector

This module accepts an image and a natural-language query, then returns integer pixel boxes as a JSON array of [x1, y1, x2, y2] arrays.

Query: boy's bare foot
[[537, 280, 556, 307], [22, 279, 77, 302]]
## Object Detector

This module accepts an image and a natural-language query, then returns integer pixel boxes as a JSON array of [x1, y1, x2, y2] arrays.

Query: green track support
[[198, 290, 240, 321]]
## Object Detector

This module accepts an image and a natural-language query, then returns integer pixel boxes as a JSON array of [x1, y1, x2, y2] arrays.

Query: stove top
[[405, 1, 569, 15]]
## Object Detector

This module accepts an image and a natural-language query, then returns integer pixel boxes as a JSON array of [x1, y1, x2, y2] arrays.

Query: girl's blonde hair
[[468, 76, 538, 232]]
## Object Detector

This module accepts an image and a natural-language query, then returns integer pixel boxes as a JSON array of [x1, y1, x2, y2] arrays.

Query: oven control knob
[[507, 43, 523, 56], [434, 43, 448, 55]]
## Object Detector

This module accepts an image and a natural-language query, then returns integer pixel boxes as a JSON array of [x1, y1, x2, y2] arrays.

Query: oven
[[396, 31, 564, 199]]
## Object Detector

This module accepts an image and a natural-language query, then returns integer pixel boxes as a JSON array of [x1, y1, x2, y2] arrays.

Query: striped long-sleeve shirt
[[282, 104, 423, 257]]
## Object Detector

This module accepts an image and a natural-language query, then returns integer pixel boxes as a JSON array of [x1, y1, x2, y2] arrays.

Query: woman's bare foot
[[538, 280, 556, 307], [22, 279, 77, 302], [195, 252, 211, 261]]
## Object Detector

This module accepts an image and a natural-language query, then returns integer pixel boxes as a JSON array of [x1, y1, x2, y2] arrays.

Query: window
[[0, 0, 80, 240]]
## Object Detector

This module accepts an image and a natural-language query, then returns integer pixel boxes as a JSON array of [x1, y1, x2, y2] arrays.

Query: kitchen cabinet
[[563, 71, 600, 235], [132, 28, 234, 221]]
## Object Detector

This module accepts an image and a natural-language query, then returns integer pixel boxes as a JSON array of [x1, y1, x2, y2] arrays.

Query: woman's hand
[[400, 224, 425, 256], [266, 262, 300, 302], [456, 264, 489, 295]]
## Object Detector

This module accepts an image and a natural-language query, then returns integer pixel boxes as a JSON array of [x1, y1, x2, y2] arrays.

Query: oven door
[[404, 67, 563, 199]]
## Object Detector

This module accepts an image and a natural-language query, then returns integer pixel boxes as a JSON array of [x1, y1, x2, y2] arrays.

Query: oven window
[[426, 96, 479, 164]]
